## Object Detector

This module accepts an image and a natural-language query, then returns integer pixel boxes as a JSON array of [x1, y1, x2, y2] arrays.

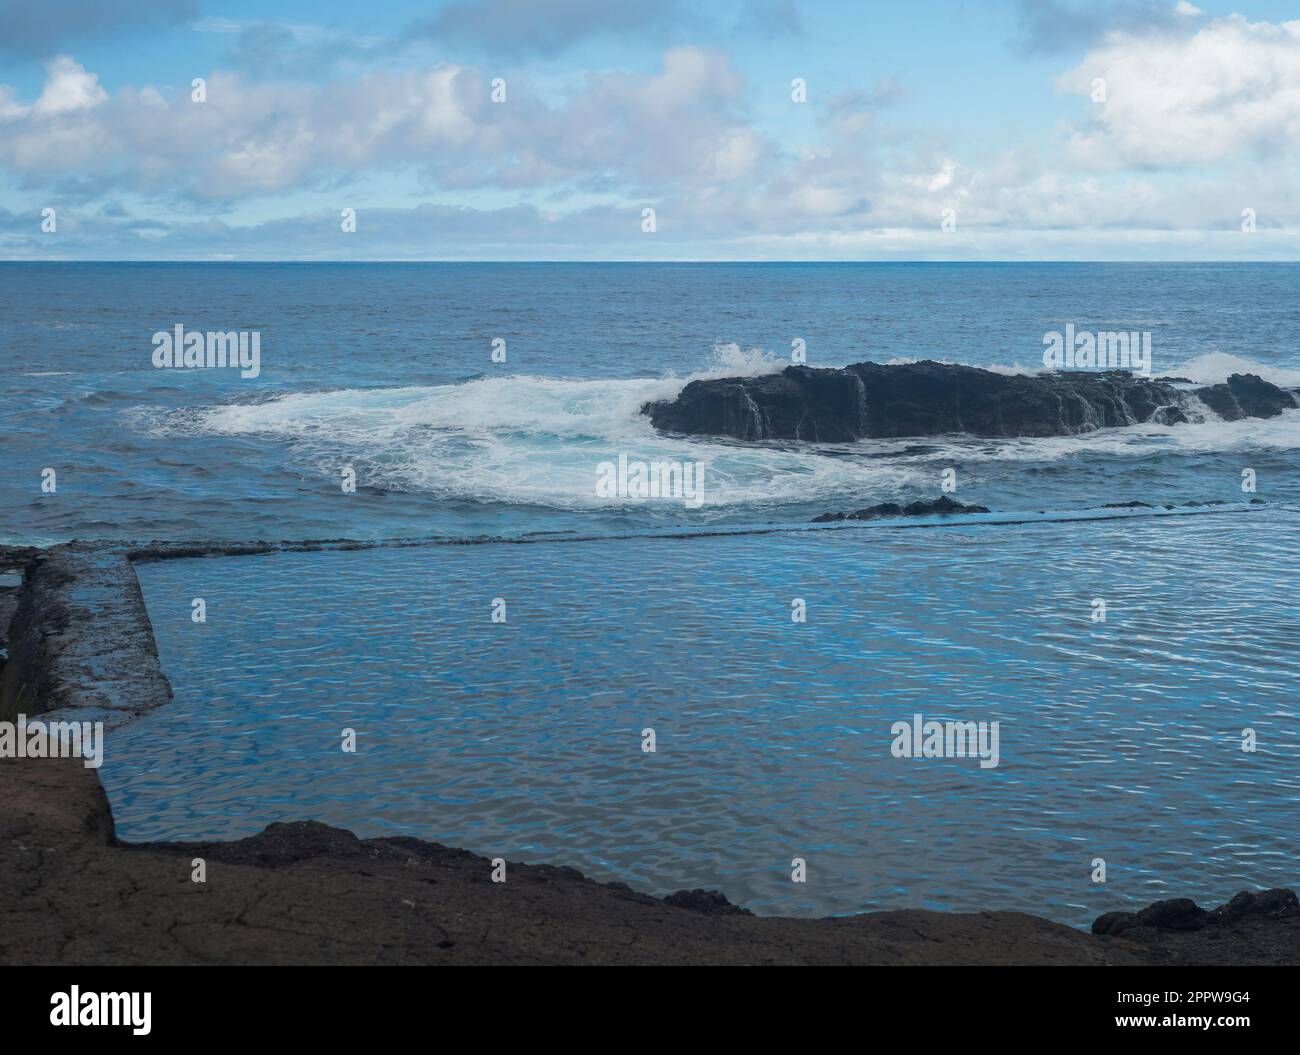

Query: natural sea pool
[[100, 509, 1300, 927]]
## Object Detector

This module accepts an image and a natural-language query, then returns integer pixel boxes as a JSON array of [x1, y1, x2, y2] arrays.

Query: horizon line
[[3, 258, 1299, 265]]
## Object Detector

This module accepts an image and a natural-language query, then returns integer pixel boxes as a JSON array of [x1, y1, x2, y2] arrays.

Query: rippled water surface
[[105, 510, 1300, 925]]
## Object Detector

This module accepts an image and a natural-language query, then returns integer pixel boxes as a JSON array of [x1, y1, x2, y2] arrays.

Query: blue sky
[[3, 0, 1300, 259]]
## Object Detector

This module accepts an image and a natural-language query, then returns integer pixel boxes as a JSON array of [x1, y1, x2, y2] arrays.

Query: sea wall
[[0, 543, 173, 726]]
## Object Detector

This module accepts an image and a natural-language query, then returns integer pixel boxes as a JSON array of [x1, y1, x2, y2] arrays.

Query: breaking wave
[[136, 350, 1300, 511]]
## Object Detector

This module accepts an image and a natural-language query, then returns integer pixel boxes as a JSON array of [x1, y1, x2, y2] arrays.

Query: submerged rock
[[643, 361, 1298, 441], [811, 495, 990, 523]]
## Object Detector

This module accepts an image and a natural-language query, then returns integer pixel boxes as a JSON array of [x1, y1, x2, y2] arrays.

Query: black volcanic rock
[[663, 889, 753, 916], [1195, 372, 1298, 421], [643, 361, 1297, 441], [1092, 888, 1300, 938], [812, 495, 990, 523], [1210, 888, 1299, 923], [1091, 911, 1139, 937], [1137, 897, 1208, 932]]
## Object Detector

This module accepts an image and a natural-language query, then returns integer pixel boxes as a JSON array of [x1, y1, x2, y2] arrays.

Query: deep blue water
[[3, 261, 1300, 544], [3, 262, 1298, 923]]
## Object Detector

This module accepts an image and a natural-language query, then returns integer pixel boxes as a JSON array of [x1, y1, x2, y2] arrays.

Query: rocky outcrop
[[663, 888, 754, 916], [643, 361, 1299, 441], [1194, 372, 1298, 420], [1093, 888, 1299, 936], [1090, 889, 1300, 964], [811, 495, 990, 523]]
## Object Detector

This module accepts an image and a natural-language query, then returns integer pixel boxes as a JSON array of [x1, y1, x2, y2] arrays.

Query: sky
[[2, 0, 1300, 260]]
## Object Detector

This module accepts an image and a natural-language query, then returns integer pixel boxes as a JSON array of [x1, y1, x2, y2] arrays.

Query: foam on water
[[1166, 351, 1300, 388], [159, 345, 924, 511], [148, 351, 1300, 512]]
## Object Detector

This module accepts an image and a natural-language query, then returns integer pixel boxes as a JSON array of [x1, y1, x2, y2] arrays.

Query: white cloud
[[7, 18, 1300, 259], [926, 159, 956, 192], [0, 47, 764, 200], [1058, 15, 1300, 168], [24, 57, 108, 116]]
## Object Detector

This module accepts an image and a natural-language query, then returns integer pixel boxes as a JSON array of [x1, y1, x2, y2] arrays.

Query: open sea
[[3, 262, 1297, 925]]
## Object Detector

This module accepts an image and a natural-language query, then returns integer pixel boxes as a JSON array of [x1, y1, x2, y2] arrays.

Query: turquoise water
[[105, 510, 1299, 925]]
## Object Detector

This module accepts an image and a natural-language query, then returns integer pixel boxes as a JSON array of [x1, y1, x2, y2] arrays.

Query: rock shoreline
[[3, 751, 1295, 965], [2, 540, 1296, 965]]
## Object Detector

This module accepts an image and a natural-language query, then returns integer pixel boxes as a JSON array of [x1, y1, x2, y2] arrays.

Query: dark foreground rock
[[643, 361, 1299, 441], [812, 495, 990, 523], [3, 756, 1296, 965], [1090, 890, 1300, 966]]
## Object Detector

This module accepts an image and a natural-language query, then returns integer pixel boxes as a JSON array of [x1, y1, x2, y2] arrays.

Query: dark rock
[[1102, 501, 1152, 508], [1195, 373, 1298, 421], [1093, 898, 1209, 936], [1136, 897, 1208, 931], [1092, 911, 1138, 936], [812, 495, 989, 523], [1221, 888, 1300, 919], [147, 820, 365, 867], [643, 361, 1299, 441], [1216, 892, 1256, 918], [1093, 887, 1300, 966], [901, 496, 989, 516], [663, 888, 753, 916], [1253, 888, 1300, 914]]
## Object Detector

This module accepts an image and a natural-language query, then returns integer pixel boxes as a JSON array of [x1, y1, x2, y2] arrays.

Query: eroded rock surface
[[643, 361, 1299, 441]]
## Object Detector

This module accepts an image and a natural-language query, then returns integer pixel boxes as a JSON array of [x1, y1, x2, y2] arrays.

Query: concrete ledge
[[0, 544, 173, 728]]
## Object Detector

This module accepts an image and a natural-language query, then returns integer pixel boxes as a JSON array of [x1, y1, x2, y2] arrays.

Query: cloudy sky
[[2, 0, 1300, 260]]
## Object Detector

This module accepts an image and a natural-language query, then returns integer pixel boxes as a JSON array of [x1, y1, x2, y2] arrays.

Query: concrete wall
[[0, 544, 173, 727]]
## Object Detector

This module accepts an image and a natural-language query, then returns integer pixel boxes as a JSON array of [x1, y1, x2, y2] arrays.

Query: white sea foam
[[144, 350, 1300, 508], [169, 347, 916, 510], [876, 409, 1300, 466], [1163, 351, 1300, 388]]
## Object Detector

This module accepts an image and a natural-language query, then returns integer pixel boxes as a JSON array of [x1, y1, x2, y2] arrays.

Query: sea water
[[3, 262, 1297, 924]]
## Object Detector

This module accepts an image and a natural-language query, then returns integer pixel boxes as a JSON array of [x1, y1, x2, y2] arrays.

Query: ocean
[[3, 261, 1298, 925]]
